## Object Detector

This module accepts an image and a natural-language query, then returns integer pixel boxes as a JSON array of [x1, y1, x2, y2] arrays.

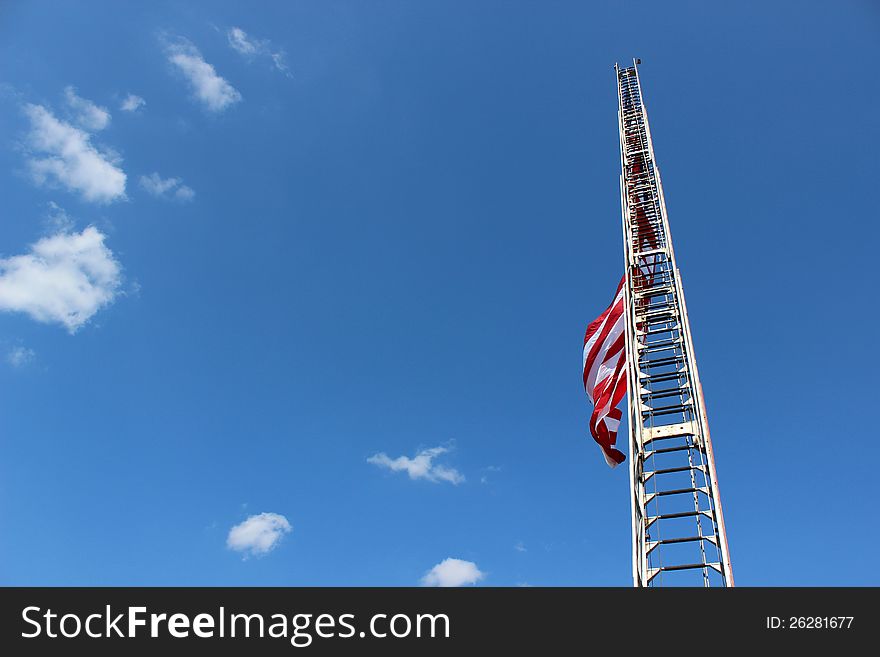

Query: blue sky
[[0, 1, 878, 586]]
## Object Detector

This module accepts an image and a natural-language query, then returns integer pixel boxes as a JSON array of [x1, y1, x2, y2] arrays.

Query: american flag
[[583, 276, 628, 467]]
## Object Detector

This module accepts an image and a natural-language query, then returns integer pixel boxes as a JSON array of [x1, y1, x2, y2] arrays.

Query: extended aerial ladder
[[616, 60, 734, 586]]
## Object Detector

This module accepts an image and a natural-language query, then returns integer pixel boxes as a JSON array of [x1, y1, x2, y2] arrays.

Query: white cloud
[[270, 53, 288, 73], [139, 173, 177, 196], [0, 226, 122, 333], [367, 446, 464, 484], [421, 558, 485, 587], [166, 39, 241, 112], [23, 104, 126, 203], [227, 27, 258, 55], [139, 172, 194, 202], [63, 86, 111, 131], [227, 512, 292, 558], [514, 541, 527, 553], [173, 185, 195, 202], [120, 94, 146, 112], [6, 346, 35, 367], [227, 27, 290, 75]]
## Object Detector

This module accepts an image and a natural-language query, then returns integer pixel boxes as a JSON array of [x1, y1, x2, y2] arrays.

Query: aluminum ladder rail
[[615, 60, 734, 587]]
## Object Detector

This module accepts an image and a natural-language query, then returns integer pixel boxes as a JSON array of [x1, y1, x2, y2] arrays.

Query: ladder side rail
[[616, 63, 648, 587]]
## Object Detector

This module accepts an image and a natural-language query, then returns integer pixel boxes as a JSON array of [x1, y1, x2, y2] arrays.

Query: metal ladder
[[616, 61, 734, 587]]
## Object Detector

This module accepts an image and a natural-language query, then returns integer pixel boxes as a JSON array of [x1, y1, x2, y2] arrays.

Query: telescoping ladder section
[[616, 62, 733, 587]]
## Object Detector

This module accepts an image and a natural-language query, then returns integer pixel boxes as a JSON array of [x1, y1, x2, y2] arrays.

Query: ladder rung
[[640, 344, 682, 358], [641, 389, 688, 401], [640, 356, 685, 369], [655, 562, 721, 573], [645, 465, 703, 477], [642, 403, 692, 417], [640, 315, 681, 327], [639, 312, 676, 324], [654, 487, 703, 497], [645, 509, 713, 529], [647, 510, 702, 521], [646, 562, 723, 582], [641, 335, 680, 347], [645, 487, 709, 506], [634, 247, 665, 258], [642, 432, 689, 444], [640, 309, 676, 321], [641, 339, 680, 353], [642, 385, 688, 397], [655, 535, 715, 546], [640, 371, 686, 384], [646, 535, 718, 554], [641, 384, 689, 398], [635, 286, 674, 299], [644, 443, 694, 457], [642, 302, 676, 313]]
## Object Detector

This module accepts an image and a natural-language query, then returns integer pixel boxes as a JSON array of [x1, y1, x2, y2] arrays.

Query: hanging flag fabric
[[583, 275, 628, 467], [628, 157, 660, 286]]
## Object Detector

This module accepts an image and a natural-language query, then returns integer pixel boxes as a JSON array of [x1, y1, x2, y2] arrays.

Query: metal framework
[[616, 60, 733, 587]]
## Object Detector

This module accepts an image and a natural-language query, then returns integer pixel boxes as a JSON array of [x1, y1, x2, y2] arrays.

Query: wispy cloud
[[367, 445, 464, 485], [227, 27, 290, 75], [421, 558, 485, 587], [6, 345, 35, 368], [44, 201, 74, 232], [139, 172, 194, 202], [165, 38, 241, 112], [23, 104, 126, 203], [514, 541, 527, 553], [120, 94, 146, 113], [63, 86, 110, 131], [227, 27, 259, 55], [227, 512, 292, 558], [0, 226, 122, 333]]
